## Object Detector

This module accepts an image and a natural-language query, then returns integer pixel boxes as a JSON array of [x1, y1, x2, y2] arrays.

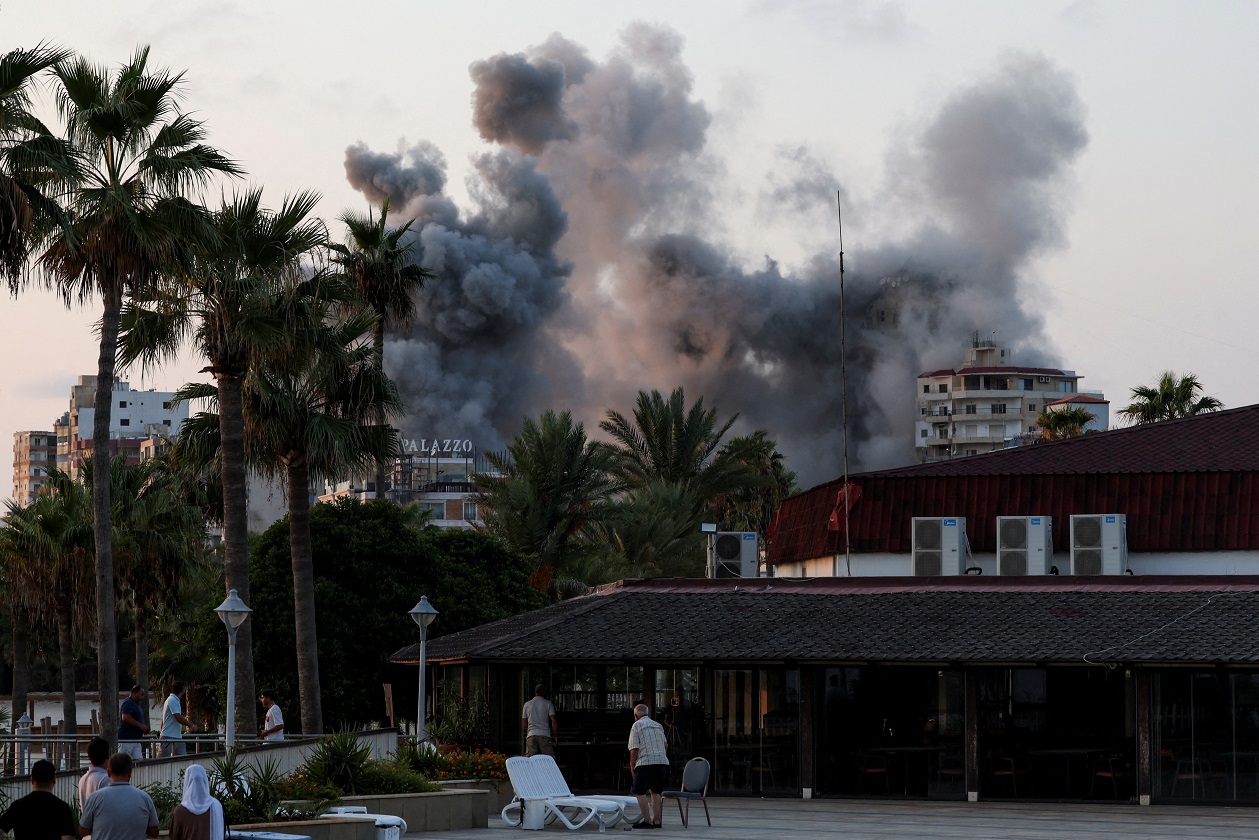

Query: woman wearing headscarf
[[170, 764, 225, 840]]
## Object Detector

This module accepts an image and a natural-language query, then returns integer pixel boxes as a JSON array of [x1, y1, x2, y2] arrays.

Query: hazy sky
[[3, 1, 1257, 500]]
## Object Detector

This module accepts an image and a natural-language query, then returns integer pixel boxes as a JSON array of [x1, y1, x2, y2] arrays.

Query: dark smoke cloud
[[344, 30, 1087, 488]]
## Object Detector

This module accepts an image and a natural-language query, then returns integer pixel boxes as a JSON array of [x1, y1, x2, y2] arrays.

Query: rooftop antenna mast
[[837, 191, 852, 577]]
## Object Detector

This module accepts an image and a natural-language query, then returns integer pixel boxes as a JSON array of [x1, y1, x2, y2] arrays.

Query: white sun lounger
[[502, 755, 637, 830]]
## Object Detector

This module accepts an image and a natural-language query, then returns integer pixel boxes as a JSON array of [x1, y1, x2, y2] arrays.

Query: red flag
[[826, 483, 863, 531]]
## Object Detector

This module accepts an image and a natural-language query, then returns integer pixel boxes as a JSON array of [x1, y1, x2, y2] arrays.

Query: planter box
[[336, 789, 488, 832], [439, 779, 515, 816], [227, 816, 376, 840]]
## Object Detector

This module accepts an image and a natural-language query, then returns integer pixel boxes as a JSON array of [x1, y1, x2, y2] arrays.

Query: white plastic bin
[[522, 798, 546, 830], [320, 808, 407, 840]]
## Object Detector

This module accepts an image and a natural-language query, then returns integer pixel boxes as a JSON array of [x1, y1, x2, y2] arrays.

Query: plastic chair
[[1090, 752, 1134, 799], [989, 754, 1031, 797], [857, 752, 890, 793], [662, 757, 712, 827]]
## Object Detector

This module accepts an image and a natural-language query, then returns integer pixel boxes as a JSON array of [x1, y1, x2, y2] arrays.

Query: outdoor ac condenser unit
[[911, 517, 966, 576], [713, 532, 759, 578], [1070, 514, 1127, 575], [996, 516, 1053, 575]]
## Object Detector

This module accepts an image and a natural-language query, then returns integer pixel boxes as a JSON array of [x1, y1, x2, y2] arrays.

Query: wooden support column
[[965, 668, 980, 800], [799, 667, 816, 797], [1136, 668, 1153, 805], [643, 667, 656, 710]]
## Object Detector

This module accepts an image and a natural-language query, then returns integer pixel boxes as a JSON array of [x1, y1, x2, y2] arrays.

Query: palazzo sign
[[401, 438, 475, 456]]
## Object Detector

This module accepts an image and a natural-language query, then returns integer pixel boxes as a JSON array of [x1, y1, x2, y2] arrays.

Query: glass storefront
[[1154, 671, 1259, 801], [708, 668, 800, 795]]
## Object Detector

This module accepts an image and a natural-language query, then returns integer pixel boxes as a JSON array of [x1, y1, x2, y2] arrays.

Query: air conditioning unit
[[1038, 376, 1052, 383], [911, 517, 966, 576], [996, 516, 1053, 575], [1070, 514, 1127, 575], [713, 532, 759, 578]]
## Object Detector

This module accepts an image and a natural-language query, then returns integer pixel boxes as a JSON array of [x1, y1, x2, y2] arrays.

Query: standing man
[[521, 684, 558, 757], [627, 703, 668, 830], [260, 691, 285, 741], [118, 685, 149, 760], [0, 758, 75, 840], [78, 753, 159, 839], [77, 737, 110, 812], [158, 682, 195, 757]]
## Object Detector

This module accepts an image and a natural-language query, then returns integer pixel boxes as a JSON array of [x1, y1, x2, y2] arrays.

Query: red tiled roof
[[916, 365, 1071, 378], [918, 369, 956, 378], [770, 404, 1259, 565], [1049, 395, 1109, 405]]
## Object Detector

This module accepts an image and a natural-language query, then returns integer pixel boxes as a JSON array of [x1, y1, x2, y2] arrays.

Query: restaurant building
[[395, 404, 1259, 805]]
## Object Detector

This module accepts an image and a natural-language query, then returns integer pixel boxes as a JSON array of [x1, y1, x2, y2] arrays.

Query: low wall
[[336, 789, 488, 832], [229, 816, 377, 840], [439, 779, 514, 816]]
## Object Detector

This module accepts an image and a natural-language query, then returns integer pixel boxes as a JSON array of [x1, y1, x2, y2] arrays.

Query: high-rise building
[[11, 431, 57, 507], [915, 338, 1107, 462], [53, 375, 188, 478]]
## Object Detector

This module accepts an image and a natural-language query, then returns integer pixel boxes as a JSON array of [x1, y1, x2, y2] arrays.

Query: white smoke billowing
[[342, 28, 1087, 488]]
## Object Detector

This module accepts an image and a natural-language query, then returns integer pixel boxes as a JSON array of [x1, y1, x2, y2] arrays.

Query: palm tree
[[37, 46, 240, 745], [1, 468, 94, 743], [121, 188, 319, 738], [706, 430, 797, 537], [329, 198, 434, 499], [1118, 371, 1224, 425], [475, 410, 622, 594], [244, 303, 403, 733], [0, 42, 73, 286], [1035, 405, 1094, 441]]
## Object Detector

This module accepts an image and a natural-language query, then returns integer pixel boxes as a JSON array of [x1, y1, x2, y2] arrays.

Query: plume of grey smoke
[[343, 29, 1087, 488]]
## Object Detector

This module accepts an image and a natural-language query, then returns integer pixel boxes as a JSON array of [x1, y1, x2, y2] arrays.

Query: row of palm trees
[[2, 44, 430, 741], [1034, 371, 1223, 442], [475, 387, 796, 594]]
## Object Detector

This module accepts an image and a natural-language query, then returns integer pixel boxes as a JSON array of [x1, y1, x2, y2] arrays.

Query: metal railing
[[0, 728, 399, 805]]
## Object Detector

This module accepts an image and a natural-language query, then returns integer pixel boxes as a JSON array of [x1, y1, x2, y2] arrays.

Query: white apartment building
[[915, 339, 1107, 462], [53, 375, 188, 478]]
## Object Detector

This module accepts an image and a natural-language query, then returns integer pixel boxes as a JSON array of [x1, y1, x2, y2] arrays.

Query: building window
[[920, 429, 928, 438], [923, 384, 930, 394], [163, 419, 171, 426], [463, 501, 478, 520], [991, 404, 1007, 414], [965, 404, 977, 415], [965, 376, 980, 389], [118, 401, 127, 408], [938, 384, 947, 393], [1029, 404, 1036, 412], [1022, 378, 1033, 390], [965, 449, 978, 456], [163, 402, 172, 409], [119, 418, 130, 426]]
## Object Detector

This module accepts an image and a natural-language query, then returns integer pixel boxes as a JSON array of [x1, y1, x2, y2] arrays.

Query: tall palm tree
[[121, 188, 319, 738], [1, 468, 95, 741], [0, 42, 73, 286], [245, 304, 403, 734], [475, 410, 622, 595], [1118, 371, 1223, 425], [38, 46, 240, 745], [1035, 405, 1094, 441], [329, 198, 434, 499]]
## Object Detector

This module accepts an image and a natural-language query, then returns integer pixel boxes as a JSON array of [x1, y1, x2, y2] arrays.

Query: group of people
[[520, 685, 680, 831], [0, 738, 221, 839], [0, 683, 288, 840]]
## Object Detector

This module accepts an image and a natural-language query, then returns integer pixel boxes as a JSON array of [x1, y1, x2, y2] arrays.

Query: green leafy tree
[[0, 42, 72, 285], [1035, 405, 1094, 441], [249, 499, 543, 730], [329, 198, 434, 498], [38, 47, 240, 744], [1117, 371, 1224, 425], [122, 188, 318, 738], [475, 410, 621, 594]]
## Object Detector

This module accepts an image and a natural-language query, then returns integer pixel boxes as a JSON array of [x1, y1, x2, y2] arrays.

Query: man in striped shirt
[[627, 703, 669, 829]]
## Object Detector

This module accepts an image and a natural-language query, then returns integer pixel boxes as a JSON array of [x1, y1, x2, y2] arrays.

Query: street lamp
[[214, 589, 252, 749], [700, 523, 718, 578], [408, 596, 439, 745]]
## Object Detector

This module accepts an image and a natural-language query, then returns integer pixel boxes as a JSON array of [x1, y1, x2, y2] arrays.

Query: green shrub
[[303, 730, 374, 795], [357, 760, 441, 795], [140, 781, 181, 829]]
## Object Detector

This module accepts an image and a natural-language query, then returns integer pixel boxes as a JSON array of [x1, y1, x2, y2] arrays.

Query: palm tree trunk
[[93, 288, 121, 747], [215, 374, 258, 736], [135, 610, 149, 697], [10, 601, 29, 732], [56, 607, 77, 736], [287, 457, 324, 735], [373, 323, 388, 500]]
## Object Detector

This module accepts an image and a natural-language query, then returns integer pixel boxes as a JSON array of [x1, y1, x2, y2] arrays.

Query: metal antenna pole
[[837, 191, 852, 577]]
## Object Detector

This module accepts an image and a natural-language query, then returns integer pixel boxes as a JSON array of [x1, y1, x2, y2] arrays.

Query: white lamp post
[[408, 596, 439, 745], [214, 589, 252, 749]]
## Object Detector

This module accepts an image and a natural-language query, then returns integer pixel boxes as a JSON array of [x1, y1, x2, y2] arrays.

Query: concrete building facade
[[10, 430, 57, 507], [54, 375, 187, 478]]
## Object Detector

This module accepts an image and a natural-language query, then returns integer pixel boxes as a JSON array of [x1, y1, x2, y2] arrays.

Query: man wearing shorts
[[627, 703, 668, 829]]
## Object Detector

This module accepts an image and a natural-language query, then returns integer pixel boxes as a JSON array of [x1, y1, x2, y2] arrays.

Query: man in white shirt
[[158, 681, 195, 757], [77, 737, 110, 814], [627, 703, 669, 830], [521, 684, 558, 756], [260, 690, 285, 741]]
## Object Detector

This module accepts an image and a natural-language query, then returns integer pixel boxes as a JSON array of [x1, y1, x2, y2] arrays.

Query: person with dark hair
[[159, 681, 195, 757], [521, 684, 558, 756], [0, 758, 75, 840], [118, 685, 150, 760], [260, 690, 285, 741], [78, 736, 111, 813], [78, 753, 159, 839]]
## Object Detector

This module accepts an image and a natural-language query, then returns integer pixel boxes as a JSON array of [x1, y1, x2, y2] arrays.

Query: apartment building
[[11, 431, 57, 507], [54, 375, 188, 478], [915, 339, 1107, 462]]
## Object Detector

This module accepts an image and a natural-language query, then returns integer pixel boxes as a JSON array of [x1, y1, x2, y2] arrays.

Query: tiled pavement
[[405, 798, 1259, 839]]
